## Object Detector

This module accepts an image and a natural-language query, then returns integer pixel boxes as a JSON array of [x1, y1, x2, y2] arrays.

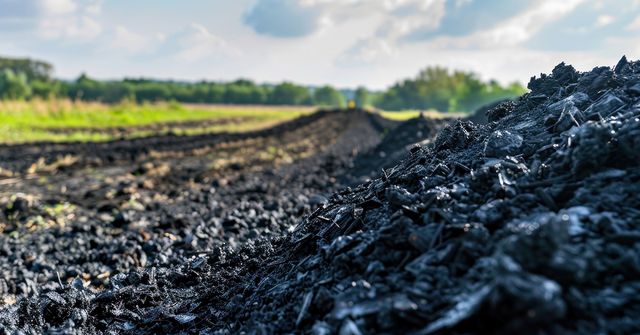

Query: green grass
[[377, 109, 465, 121], [0, 128, 113, 143], [0, 100, 315, 143]]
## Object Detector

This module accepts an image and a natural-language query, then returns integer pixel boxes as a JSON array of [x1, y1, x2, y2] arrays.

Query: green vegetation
[[0, 100, 314, 143], [0, 70, 32, 99], [375, 67, 526, 112], [378, 110, 465, 121], [0, 57, 52, 81], [313, 86, 346, 107], [0, 57, 338, 107], [0, 56, 526, 113], [269, 82, 312, 105], [354, 87, 369, 108]]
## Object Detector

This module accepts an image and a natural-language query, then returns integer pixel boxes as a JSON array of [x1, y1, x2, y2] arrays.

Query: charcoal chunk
[[484, 130, 523, 157]]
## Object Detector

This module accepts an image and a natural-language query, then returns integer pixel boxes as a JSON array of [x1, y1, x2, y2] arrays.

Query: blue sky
[[0, 0, 639, 89]]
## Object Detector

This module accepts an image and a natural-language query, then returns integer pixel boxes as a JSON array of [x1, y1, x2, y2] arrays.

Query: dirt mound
[[349, 113, 447, 182], [466, 99, 513, 124], [3, 57, 640, 334]]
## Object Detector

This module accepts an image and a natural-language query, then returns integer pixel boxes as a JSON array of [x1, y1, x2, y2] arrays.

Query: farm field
[[0, 99, 463, 144], [0, 100, 315, 143]]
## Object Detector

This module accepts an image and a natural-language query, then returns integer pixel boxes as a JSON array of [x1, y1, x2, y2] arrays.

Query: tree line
[[376, 67, 527, 112], [0, 56, 526, 112]]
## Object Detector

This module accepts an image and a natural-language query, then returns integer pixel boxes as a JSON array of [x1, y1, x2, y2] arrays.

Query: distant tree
[[354, 86, 369, 108], [190, 82, 210, 103], [224, 85, 265, 104], [31, 79, 61, 99], [133, 82, 172, 102], [0, 57, 53, 81], [207, 83, 226, 103], [269, 82, 312, 105], [68, 73, 104, 101], [0, 69, 31, 99], [376, 66, 526, 112], [0, 56, 528, 109], [101, 82, 135, 103], [313, 85, 345, 107]]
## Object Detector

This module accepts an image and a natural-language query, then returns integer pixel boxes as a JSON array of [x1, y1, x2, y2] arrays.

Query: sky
[[0, 0, 639, 89]]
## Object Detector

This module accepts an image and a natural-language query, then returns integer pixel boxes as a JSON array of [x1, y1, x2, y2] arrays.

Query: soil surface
[[0, 109, 445, 324]]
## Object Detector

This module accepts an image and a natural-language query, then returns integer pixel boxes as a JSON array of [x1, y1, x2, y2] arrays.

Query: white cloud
[[627, 15, 640, 30], [155, 33, 167, 43], [243, 0, 447, 38], [0, 0, 104, 41], [486, 0, 585, 45], [84, 0, 102, 14], [378, 0, 446, 39], [110, 26, 153, 54], [173, 23, 241, 62], [336, 37, 396, 66], [260, 0, 448, 67], [99, 23, 240, 62], [595, 14, 615, 28], [39, 15, 102, 40], [40, 0, 77, 15], [428, 0, 586, 48]]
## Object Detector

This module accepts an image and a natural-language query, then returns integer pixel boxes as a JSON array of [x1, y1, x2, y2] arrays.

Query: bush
[[0, 69, 32, 99]]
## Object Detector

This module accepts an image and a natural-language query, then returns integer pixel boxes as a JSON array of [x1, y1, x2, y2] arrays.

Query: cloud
[[526, 0, 640, 51], [335, 0, 629, 78], [629, 16, 640, 30], [403, 0, 538, 41], [243, 0, 323, 38], [39, 16, 102, 41], [481, 0, 586, 46], [336, 37, 395, 67], [127, 23, 242, 63], [40, 0, 76, 15], [84, 0, 101, 14], [0, 0, 103, 40], [337, 0, 572, 68], [173, 23, 241, 62], [242, 0, 428, 38], [109, 26, 153, 54], [393, 0, 584, 50], [376, 0, 447, 40], [595, 15, 615, 28], [100, 22, 240, 63]]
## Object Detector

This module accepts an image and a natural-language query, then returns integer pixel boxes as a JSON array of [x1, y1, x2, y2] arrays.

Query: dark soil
[[2, 57, 640, 335], [349, 113, 447, 182], [0, 108, 445, 332], [466, 99, 512, 124], [0, 109, 402, 296]]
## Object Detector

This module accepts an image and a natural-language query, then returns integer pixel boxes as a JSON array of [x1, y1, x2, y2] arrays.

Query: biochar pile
[[2, 57, 640, 334]]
